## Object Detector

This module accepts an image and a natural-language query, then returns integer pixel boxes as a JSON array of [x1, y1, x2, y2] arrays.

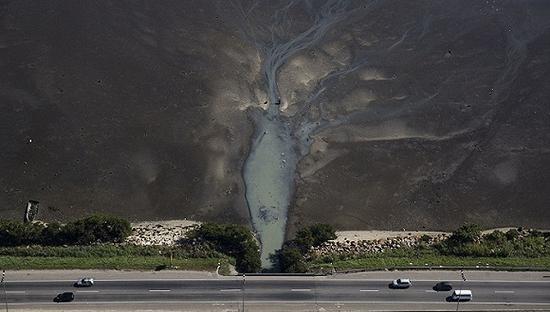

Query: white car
[[74, 277, 94, 287], [451, 289, 472, 301], [390, 278, 411, 289]]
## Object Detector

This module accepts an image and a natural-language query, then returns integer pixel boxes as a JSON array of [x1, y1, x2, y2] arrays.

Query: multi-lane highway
[[3, 274, 550, 311]]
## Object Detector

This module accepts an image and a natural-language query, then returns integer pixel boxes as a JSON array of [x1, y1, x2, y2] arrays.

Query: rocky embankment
[[310, 233, 450, 258], [125, 220, 199, 246]]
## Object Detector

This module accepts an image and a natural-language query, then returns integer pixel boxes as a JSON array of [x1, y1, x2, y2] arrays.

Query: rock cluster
[[310, 234, 449, 257], [125, 223, 198, 246]]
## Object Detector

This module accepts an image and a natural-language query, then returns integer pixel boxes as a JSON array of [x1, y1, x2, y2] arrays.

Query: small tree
[[309, 224, 337, 246], [448, 224, 482, 246], [277, 246, 307, 273], [187, 223, 261, 273], [63, 214, 132, 244], [293, 223, 336, 252], [505, 229, 520, 241], [39, 222, 64, 245], [237, 242, 261, 273], [294, 228, 314, 252], [0, 220, 26, 246], [484, 230, 506, 244]]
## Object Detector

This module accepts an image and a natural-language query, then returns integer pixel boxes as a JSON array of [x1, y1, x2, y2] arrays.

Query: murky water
[[239, 0, 371, 268], [243, 108, 296, 267]]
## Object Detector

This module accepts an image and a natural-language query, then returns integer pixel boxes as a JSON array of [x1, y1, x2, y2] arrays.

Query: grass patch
[[0, 256, 223, 271], [0, 244, 223, 258], [306, 226, 550, 273], [0, 245, 234, 272], [309, 255, 550, 271]]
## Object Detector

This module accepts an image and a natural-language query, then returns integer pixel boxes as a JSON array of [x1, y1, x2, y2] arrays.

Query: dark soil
[[2, 0, 550, 234]]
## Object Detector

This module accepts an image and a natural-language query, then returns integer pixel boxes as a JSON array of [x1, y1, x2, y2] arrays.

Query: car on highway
[[433, 281, 453, 291], [449, 289, 473, 301], [74, 277, 94, 287], [389, 278, 411, 289], [54, 292, 74, 302]]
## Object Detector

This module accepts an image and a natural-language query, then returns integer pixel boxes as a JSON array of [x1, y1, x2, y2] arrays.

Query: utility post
[[215, 262, 221, 276], [241, 273, 245, 312], [2, 270, 8, 312]]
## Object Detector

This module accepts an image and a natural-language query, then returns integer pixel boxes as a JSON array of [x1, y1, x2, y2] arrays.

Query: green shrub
[[273, 224, 336, 273], [419, 234, 431, 243], [187, 223, 260, 273], [63, 214, 132, 244], [506, 229, 520, 240], [0, 215, 131, 246], [309, 224, 337, 246], [434, 224, 550, 258], [277, 246, 307, 273], [293, 223, 336, 252], [294, 228, 314, 252], [448, 224, 482, 246], [0, 220, 25, 246], [484, 230, 506, 244]]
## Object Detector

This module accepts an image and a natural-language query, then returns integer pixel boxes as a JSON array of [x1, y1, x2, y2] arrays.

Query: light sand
[[332, 227, 542, 243], [126, 219, 201, 246], [333, 230, 449, 243], [131, 219, 200, 228]]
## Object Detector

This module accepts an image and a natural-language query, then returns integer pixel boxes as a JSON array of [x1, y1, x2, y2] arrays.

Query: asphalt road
[[3, 277, 550, 310]]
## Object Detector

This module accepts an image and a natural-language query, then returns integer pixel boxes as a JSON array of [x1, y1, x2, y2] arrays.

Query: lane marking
[[5, 291, 25, 294], [425, 290, 437, 293], [291, 289, 311, 292], [76, 290, 99, 293], [494, 290, 515, 294], [6, 300, 550, 306], [6, 278, 233, 283], [219, 289, 241, 292], [7, 278, 550, 283], [359, 289, 379, 292], [322, 279, 550, 283], [148, 289, 171, 292]]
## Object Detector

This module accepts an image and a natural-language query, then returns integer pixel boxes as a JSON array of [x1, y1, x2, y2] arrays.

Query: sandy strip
[[125, 219, 201, 246], [333, 230, 449, 243], [333, 227, 547, 243], [130, 220, 200, 228]]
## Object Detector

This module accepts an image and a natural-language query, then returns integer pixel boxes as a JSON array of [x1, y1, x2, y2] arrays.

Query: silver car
[[390, 278, 411, 289], [74, 277, 94, 287]]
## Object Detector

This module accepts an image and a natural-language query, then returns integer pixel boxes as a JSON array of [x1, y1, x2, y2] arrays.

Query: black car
[[54, 292, 74, 302], [433, 282, 453, 291]]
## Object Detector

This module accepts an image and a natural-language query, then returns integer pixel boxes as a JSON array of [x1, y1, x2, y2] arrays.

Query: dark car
[[54, 292, 74, 302], [433, 282, 453, 291]]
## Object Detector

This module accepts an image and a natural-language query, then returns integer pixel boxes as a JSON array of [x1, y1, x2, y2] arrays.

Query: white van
[[451, 289, 472, 301]]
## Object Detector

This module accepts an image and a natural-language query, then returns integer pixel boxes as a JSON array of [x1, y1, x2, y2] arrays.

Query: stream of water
[[243, 107, 296, 267], [241, 0, 367, 268]]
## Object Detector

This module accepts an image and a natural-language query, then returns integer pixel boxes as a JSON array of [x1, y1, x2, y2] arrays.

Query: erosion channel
[[240, 0, 369, 268]]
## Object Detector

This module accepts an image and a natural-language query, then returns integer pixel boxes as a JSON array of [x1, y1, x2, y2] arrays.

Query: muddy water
[[240, 0, 369, 268], [244, 107, 296, 267]]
